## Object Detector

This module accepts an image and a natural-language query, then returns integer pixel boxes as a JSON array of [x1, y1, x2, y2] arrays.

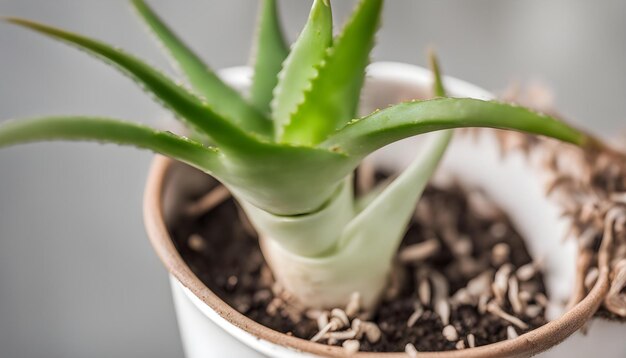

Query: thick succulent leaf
[[130, 0, 272, 138], [271, 0, 332, 138], [281, 0, 383, 146], [338, 130, 451, 258], [250, 0, 289, 114], [0, 116, 223, 173], [322, 98, 589, 157], [3, 17, 263, 152]]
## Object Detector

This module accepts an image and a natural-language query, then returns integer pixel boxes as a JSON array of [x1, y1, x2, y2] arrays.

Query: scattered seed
[[451, 288, 474, 306], [185, 185, 230, 217], [493, 264, 514, 305], [405, 343, 419, 358], [534, 293, 549, 307], [487, 302, 529, 330], [362, 321, 382, 343], [467, 334, 476, 348], [331, 308, 350, 328], [456, 340, 466, 350], [491, 243, 511, 266], [345, 292, 361, 318], [508, 276, 523, 314], [351, 319, 363, 339], [435, 299, 451, 326], [516, 262, 538, 281], [311, 323, 333, 342], [326, 330, 357, 340], [507, 326, 519, 340], [399, 239, 440, 263], [442, 325, 459, 342], [187, 234, 206, 252], [317, 312, 329, 331], [467, 271, 493, 297], [478, 293, 491, 314], [418, 276, 431, 306], [342, 340, 360, 355], [407, 305, 424, 328], [525, 305, 543, 319]]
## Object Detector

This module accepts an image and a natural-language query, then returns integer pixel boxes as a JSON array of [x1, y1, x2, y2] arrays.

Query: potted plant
[[1, 0, 624, 356]]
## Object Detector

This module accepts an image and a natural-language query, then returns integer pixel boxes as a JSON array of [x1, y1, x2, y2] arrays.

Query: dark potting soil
[[170, 178, 548, 352]]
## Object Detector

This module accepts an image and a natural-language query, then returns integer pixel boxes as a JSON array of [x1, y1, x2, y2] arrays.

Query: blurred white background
[[0, 0, 624, 357]]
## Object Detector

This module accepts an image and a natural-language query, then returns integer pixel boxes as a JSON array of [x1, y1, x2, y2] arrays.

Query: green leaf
[[322, 98, 589, 157], [130, 0, 272, 138], [0, 116, 223, 173], [429, 49, 446, 97], [281, 0, 383, 146], [250, 0, 289, 114], [271, 0, 332, 139], [3, 17, 263, 152]]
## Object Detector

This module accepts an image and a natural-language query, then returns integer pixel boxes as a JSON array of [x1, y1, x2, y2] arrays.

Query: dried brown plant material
[[185, 185, 231, 217], [361, 321, 382, 343], [491, 243, 511, 267], [187, 234, 206, 252], [342, 340, 360, 355], [467, 333, 476, 348], [568, 249, 593, 309], [506, 326, 519, 340], [605, 259, 626, 317], [399, 239, 440, 263], [455, 340, 466, 350], [442, 325, 459, 342], [407, 304, 424, 328], [493, 264, 514, 305], [487, 302, 529, 330], [405, 343, 419, 357], [345, 292, 361, 318], [508, 276, 524, 315]]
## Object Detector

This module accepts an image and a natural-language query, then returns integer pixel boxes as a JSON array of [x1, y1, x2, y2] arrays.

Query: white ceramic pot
[[144, 63, 621, 357]]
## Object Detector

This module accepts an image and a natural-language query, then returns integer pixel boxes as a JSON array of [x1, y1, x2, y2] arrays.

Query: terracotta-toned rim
[[144, 155, 611, 358]]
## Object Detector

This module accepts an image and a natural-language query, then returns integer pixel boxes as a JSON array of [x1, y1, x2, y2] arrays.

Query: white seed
[[351, 318, 363, 339], [516, 262, 538, 281], [478, 293, 491, 314], [362, 321, 382, 343], [525, 305, 543, 319], [467, 271, 494, 296], [405, 343, 419, 358], [407, 305, 424, 328], [491, 243, 510, 266], [435, 299, 451, 326], [508, 276, 524, 315], [327, 330, 357, 340], [519, 290, 533, 304], [442, 325, 459, 342], [331, 308, 350, 328], [317, 311, 329, 331], [456, 340, 466, 350], [431, 270, 450, 301], [493, 264, 514, 305], [467, 333, 476, 348], [399, 239, 440, 263], [418, 277, 431, 306], [342, 340, 360, 355], [345, 292, 361, 318], [311, 322, 333, 342], [187, 234, 206, 252], [584, 267, 599, 291], [507, 326, 519, 340], [451, 288, 474, 306], [452, 236, 473, 257], [487, 302, 529, 330]]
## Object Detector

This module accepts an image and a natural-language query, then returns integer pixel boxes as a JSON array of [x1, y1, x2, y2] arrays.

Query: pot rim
[[144, 154, 610, 358]]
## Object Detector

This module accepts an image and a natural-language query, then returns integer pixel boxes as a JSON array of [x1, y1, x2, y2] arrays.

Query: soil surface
[[171, 177, 548, 352]]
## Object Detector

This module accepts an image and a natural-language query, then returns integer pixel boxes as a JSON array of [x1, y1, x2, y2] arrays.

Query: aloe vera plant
[[0, 0, 600, 308]]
